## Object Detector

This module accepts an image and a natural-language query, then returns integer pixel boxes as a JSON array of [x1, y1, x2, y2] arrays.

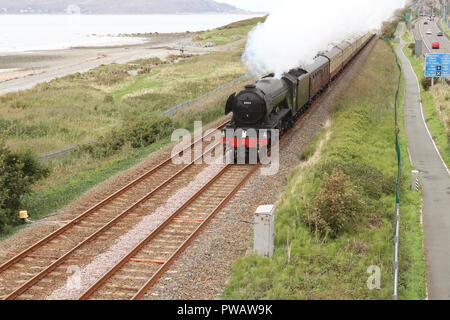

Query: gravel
[[0, 117, 226, 267], [47, 163, 225, 300]]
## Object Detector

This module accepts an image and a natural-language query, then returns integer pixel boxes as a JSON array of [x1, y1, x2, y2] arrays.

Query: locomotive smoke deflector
[[225, 93, 235, 115]]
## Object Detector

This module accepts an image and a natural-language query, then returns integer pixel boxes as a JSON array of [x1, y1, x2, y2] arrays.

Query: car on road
[[432, 42, 440, 49], [437, 31, 443, 37], [424, 21, 428, 25], [426, 30, 432, 35]]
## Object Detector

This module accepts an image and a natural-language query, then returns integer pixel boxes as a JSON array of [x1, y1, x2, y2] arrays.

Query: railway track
[[74, 36, 378, 301], [0, 120, 229, 300], [79, 164, 257, 300], [0, 36, 376, 300]]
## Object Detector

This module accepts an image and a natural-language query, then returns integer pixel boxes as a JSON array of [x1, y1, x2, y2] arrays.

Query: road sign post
[[425, 54, 450, 78]]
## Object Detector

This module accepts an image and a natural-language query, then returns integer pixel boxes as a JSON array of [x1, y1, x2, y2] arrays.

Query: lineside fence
[[391, 24, 403, 300], [39, 73, 252, 160], [161, 73, 252, 116]]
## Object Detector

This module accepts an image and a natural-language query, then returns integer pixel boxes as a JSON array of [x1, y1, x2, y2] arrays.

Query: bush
[[421, 77, 440, 91], [317, 162, 396, 199], [408, 43, 415, 55], [304, 168, 367, 238], [125, 117, 175, 149], [81, 116, 176, 158], [0, 143, 49, 233], [299, 139, 319, 162], [103, 95, 114, 104]]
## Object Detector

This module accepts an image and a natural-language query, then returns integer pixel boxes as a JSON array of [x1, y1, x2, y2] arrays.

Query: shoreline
[[0, 33, 231, 95], [0, 14, 262, 94], [0, 13, 263, 54]]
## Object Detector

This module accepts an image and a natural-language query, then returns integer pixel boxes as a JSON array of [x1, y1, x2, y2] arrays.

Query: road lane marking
[[399, 34, 450, 176]]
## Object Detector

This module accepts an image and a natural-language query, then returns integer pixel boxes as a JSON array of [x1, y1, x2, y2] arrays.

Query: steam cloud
[[244, 0, 406, 76]]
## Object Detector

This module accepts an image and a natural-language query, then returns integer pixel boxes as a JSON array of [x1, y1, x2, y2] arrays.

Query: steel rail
[[78, 164, 229, 299], [2, 128, 227, 300], [0, 120, 228, 275], [78, 34, 377, 300], [132, 165, 258, 300]]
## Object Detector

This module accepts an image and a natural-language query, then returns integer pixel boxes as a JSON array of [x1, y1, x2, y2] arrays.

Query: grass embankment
[[223, 40, 426, 300], [402, 28, 450, 166], [0, 51, 245, 154], [193, 16, 266, 45], [0, 18, 260, 238], [437, 19, 450, 38]]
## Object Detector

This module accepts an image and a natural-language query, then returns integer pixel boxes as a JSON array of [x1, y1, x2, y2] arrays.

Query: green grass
[[193, 16, 266, 45], [0, 17, 263, 238], [402, 29, 450, 166], [0, 137, 171, 241], [222, 40, 426, 300], [437, 19, 450, 38], [0, 50, 245, 155], [0, 81, 249, 240]]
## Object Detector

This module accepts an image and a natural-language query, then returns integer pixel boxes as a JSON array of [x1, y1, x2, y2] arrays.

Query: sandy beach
[[0, 33, 228, 95]]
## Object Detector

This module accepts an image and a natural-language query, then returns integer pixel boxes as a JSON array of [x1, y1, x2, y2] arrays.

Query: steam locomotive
[[222, 33, 374, 153]]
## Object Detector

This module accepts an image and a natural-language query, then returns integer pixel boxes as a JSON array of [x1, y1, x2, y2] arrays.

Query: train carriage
[[223, 33, 374, 157], [347, 38, 359, 61], [319, 46, 344, 79], [337, 41, 353, 67], [304, 56, 330, 99], [356, 35, 365, 52]]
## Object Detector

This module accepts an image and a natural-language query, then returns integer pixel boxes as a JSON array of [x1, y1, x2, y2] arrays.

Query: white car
[[426, 30, 432, 35]]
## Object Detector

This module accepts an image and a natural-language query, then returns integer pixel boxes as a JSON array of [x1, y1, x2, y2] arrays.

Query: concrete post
[[411, 170, 420, 191], [254, 205, 275, 258]]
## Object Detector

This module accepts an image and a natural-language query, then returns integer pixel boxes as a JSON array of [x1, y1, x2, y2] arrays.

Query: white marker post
[[411, 170, 420, 191], [254, 205, 275, 258]]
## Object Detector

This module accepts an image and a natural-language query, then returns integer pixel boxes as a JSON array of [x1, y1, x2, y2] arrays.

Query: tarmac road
[[396, 23, 450, 300], [416, 18, 450, 53]]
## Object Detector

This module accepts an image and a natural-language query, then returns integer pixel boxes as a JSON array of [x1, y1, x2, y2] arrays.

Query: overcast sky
[[218, 0, 284, 12]]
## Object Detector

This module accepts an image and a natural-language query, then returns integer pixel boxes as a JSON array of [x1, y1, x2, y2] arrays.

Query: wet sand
[[0, 33, 223, 95]]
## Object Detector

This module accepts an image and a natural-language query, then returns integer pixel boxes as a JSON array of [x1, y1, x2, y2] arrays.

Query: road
[[397, 23, 450, 300], [416, 18, 450, 53]]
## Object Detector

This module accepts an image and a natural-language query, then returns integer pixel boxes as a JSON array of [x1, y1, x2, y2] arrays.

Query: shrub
[[125, 117, 175, 149], [304, 168, 367, 238], [299, 142, 317, 161], [421, 77, 431, 90], [421, 77, 440, 91], [103, 95, 114, 104], [317, 162, 396, 199], [80, 116, 176, 158], [0, 143, 49, 233], [408, 43, 415, 55]]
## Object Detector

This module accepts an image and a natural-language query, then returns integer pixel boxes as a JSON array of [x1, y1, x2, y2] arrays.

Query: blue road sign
[[425, 54, 450, 78]]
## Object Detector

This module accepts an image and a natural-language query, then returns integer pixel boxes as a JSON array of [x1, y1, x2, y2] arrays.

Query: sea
[[0, 14, 262, 53]]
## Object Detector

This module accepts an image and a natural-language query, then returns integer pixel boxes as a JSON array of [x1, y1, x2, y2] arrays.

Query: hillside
[[0, 0, 244, 14]]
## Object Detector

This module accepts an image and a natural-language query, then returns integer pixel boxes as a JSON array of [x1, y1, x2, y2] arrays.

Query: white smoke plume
[[244, 0, 406, 77]]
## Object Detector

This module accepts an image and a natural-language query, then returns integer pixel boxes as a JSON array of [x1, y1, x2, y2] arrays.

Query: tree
[[0, 141, 48, 233]]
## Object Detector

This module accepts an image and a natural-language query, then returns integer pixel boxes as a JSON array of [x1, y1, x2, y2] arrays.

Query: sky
[[218, 0, 283, 12]]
